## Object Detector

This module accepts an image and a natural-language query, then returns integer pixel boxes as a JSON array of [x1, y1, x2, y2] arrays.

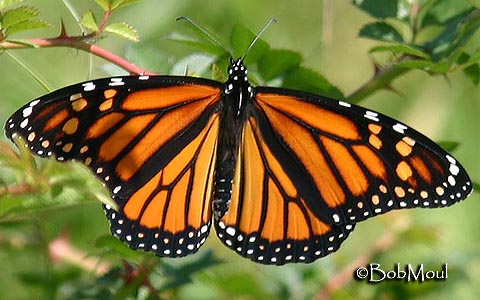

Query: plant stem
[[348, 56, 413, 102], [1, 38, 156, 76]]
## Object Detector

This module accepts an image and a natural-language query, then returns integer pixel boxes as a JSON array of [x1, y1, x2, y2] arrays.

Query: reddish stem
[[1, 37, 156, 76], [98, 9, 112, 32]]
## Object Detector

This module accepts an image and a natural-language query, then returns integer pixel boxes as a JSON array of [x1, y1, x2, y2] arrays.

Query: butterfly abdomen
[[213, 160, 235, 218], [212, 95, 247, 219]]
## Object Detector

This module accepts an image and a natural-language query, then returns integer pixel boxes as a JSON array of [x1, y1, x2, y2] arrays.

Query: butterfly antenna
[[242, 18, 277, 61], [176, 16, 232, 57]]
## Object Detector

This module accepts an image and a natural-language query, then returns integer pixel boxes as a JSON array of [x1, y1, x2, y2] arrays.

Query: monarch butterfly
[[4, 40, 473, 265]]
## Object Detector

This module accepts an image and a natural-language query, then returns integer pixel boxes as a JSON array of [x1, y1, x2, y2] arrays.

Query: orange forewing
[[122, 115, 219, 232]]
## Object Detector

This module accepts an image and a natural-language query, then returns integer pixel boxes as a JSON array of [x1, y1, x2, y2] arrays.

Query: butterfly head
[[225, 58, 253, 96], [227, 58, 248, 81]]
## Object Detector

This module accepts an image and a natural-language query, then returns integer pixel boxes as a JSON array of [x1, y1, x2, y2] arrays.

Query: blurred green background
[[0, 0, 479, 299]]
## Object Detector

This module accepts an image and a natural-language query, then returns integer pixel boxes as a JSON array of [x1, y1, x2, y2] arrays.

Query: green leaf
[[159, 250, 223, 291], [437, 141, 460, 152], [1, 6, 39, 29], [110, 0, 142, 10], [369, 44, 430, 59], [125, 45, 174, 74], [428, 61, 451, 73], [359, 21, 404, 43], [94, 0, 141, 12], [463, 63, 480, 85], [423, 8, 479, 61], [469, 49, 480, 64], [258, 49, 302, 81], [171, 53, 216, 77], [175, 17, 226, 51], [473, 181, 480, 193], [93, 0, 111, 11], [283, 67, 344, 100], [4, 19, 50, 36], [79, 10, 98, 32], [420, 0, 473, 28], [0, 0, 23, 11], [457, 51, 480, 84], [446, 47, 465, 68], [93, 0, 141, 12], [104, 22, 139, 42], [394, 59, 434, 69], [95, 235, 145, 261], [211, 61, 228, 81], [397, 0, 413, 22], [167, 31, 226, 57], [473, 0, 480, 8], [352, 0, 399, 19], [230, 23, 269, 63]]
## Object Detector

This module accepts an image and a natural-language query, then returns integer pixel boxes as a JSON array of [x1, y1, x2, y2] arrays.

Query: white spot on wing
[[226, 227, 236, 236], [113, 186, 122, 194], [82, 82, 96, 91], [109, 78, 125, 86], [449, 164, 460, 176], [332, 214, 340, 223], [29, 99, 40, 107], [364, 110, 379, 121], [393, 123, 408, 134], [448, 175, 456, 186], [20, 119, 29, 128], [22, 107, 33, 117], [446, 155, 456, 165]]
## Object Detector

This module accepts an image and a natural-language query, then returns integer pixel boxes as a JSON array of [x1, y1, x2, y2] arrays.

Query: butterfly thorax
[[213, 58, 253, 219]]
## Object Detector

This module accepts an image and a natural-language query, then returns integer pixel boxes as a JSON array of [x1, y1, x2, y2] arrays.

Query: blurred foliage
[[0, 0, 50, 40], [0, 0, 479, 299], [351, 0, 480, 100]]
